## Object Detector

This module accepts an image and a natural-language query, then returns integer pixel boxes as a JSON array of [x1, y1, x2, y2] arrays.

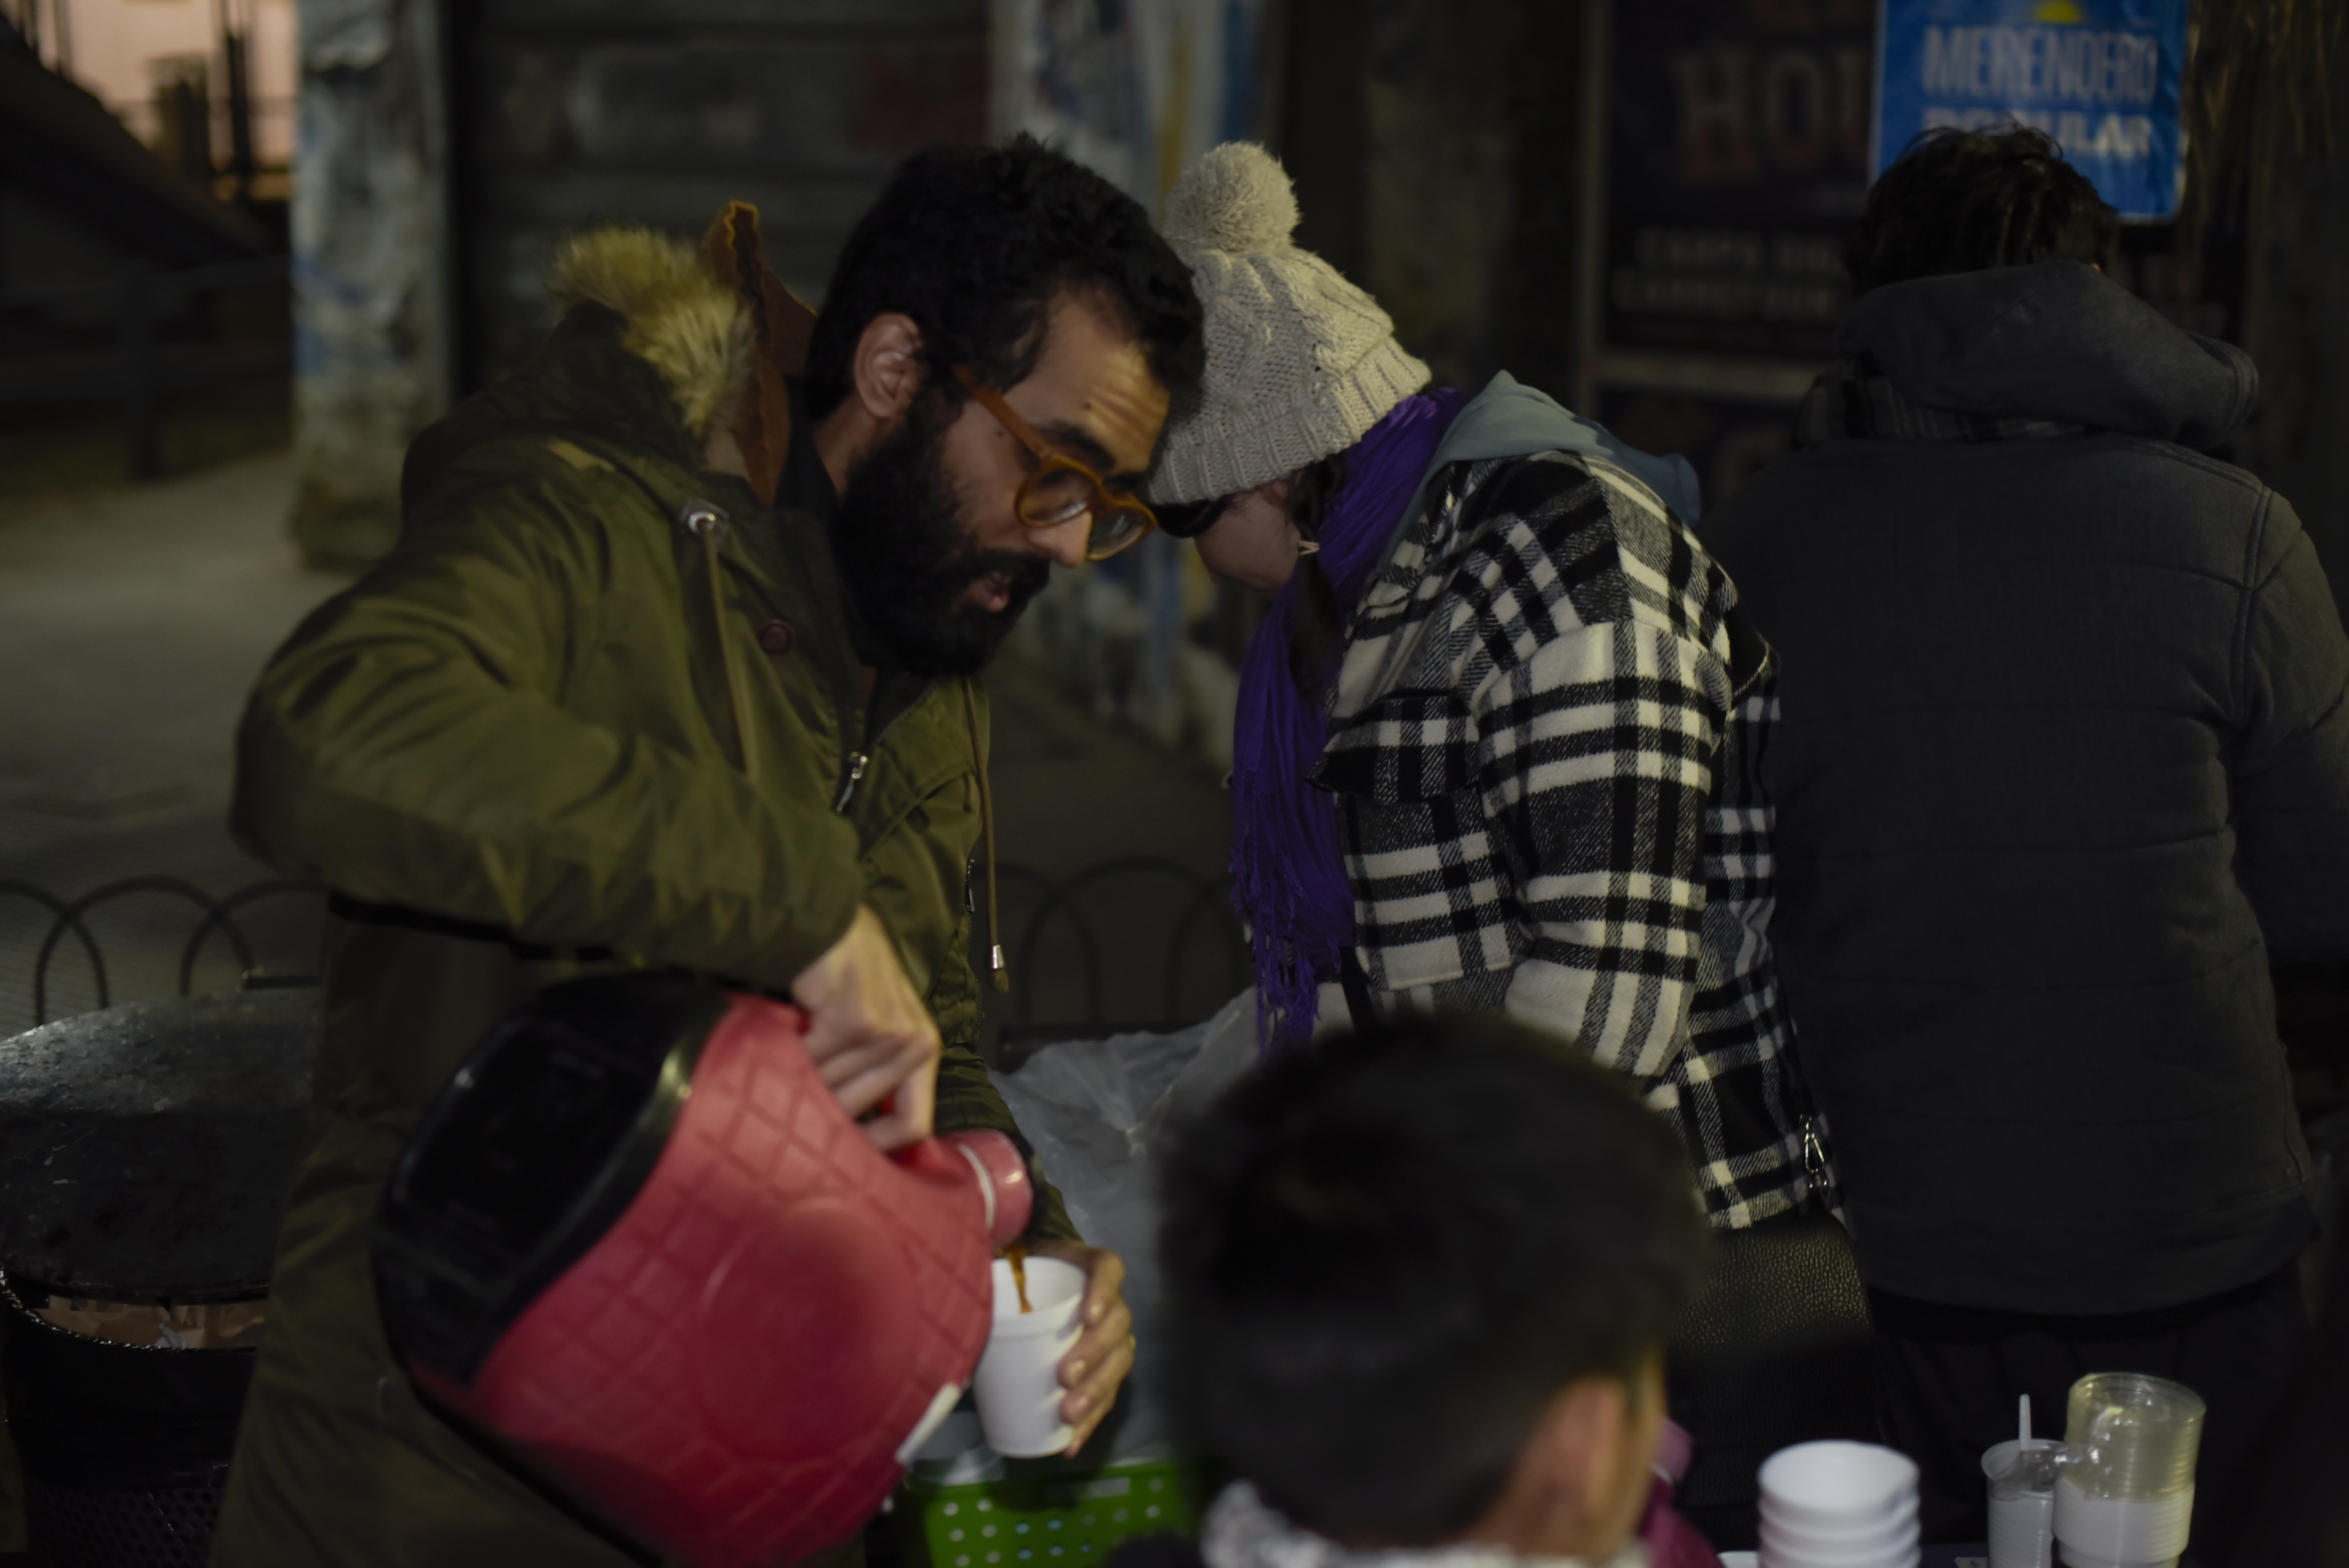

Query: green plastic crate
[[896, 1459, 1212, 1568]]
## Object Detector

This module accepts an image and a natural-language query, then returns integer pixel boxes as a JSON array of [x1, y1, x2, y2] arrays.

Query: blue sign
[[1872, 0, 2188, 219]]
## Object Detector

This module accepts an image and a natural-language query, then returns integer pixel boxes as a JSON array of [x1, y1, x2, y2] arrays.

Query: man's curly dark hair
[[807, 135, 1204, 418], [1843, 124, 2118, 297]]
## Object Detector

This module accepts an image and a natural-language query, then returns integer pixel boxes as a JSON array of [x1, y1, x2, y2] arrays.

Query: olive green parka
[[212, 224, 1072, 1567]]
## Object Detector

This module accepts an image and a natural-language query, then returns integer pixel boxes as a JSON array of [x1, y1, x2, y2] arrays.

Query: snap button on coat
[[757, 620, 797, 657]]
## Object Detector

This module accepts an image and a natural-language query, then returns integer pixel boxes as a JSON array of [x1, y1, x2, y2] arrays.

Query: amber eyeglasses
[[952, 365, 1158, 561]]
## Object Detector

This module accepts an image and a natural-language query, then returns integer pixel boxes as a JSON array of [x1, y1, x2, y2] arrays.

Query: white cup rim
[[1758, 1520, 1919, 1555], [1760, 1518, 1920, 1561], [991, 1256, 1086, 1328], [2055, 1551, 2181, 1568], [1757, 1499, 1919, 1541], [1757, 1508, 1919, 1543], [1760, 1442, 1921, 1526], [974, 1261, 1086, 1459], [1982, 1438, 2062, 1481], [1759, 1545, 1920, 1568], [1760, 1499, 1920, 1538]]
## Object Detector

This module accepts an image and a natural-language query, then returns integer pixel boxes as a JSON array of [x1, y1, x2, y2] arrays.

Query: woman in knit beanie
[[1149, 143, 1823, 1242], [1146, 141, 1463, 1054]]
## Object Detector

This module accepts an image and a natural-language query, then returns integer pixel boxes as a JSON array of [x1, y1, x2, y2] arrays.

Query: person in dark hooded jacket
[[1701, 127, 2349, 1559]]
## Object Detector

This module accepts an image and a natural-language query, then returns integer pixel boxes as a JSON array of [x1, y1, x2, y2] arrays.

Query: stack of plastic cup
[[1758, 1441, 1922, 1568], [1983, 1437, 2060, 1568], [2053, 1373, 2204, 1568]]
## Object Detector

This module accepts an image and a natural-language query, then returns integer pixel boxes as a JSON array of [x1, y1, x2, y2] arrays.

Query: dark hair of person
[[1842, 124, 2119, 296], [1156, 1015, 1711, 1545], [806, 135, 1205, 420], [1284, 451, 1349, 695]]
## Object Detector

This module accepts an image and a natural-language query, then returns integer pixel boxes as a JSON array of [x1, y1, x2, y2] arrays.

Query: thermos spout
[[941, 1129, 1037, 1246]]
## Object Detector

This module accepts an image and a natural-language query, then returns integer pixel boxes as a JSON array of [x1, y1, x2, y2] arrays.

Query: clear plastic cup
[[1983, 1437, 2060, 1483], [2062, 1373, 2203, 1500], [1991, 1506, 2056, 1568], [1990, 1498, 2057, 1568], [1984, 1438, 2060, 1568], [2053, 1481, 2193, 1568], [970, 1256, 1085, 1458], [1759, 1442, 1922, 1532], [2051, 1372, 2201, 1568]]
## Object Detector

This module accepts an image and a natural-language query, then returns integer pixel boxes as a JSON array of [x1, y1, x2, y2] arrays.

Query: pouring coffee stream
[[1002, 1245, 1034, 1313]]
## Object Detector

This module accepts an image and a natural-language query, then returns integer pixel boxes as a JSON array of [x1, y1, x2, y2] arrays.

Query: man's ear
[[1529, 1377, 1632, 1530], [1467, 1375, 1636, 1557], [850, 312, 927, 426]]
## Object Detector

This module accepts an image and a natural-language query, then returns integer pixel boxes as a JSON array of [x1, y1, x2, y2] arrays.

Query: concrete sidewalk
[[0, 450, 1237, 1041], [0, 452, 339, 1027]]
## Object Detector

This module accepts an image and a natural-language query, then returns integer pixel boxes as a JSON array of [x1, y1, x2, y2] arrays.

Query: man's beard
[[833, 392, 1052, 678]]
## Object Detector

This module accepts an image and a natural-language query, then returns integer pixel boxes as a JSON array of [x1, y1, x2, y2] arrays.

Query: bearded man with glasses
[[216, 137, 1203, 1568]]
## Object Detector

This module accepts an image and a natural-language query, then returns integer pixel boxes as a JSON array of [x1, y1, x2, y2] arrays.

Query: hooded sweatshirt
[[1701, 261, 2349, 1314]]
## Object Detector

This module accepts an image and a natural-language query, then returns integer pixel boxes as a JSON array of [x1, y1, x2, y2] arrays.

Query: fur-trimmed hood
[[546, 226, 754, 443], [401, 206, 814, 513]]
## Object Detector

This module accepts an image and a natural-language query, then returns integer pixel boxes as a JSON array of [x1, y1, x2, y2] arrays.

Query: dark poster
[[1604, 0, 1876, 363]]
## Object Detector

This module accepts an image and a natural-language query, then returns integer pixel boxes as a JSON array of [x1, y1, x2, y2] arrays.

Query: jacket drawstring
[[680, 501, 758, 786], [960, 679, 1008, 993]]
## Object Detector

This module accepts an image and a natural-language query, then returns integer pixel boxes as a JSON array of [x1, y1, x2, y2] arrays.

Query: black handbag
[[1665, 1123, 1878, 1551]]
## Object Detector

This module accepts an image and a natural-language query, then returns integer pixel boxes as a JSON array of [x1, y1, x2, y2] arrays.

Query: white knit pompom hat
[[1147, 143, 1430, 506]]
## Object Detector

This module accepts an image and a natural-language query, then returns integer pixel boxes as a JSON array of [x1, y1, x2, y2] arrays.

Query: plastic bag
[[988, 990, 1260, 1462]]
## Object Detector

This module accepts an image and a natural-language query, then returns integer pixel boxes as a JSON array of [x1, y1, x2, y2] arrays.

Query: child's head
[[1157, 1015, 1709, 1557]]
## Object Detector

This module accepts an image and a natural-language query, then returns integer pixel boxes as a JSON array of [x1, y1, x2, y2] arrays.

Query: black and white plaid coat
[[1311, 448, 1820, 1229]]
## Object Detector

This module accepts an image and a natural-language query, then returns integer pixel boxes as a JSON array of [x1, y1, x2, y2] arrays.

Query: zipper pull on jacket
[[678, 498, 760, 786], [833, 752, 868, 812], [960, 679, 1008, 993]]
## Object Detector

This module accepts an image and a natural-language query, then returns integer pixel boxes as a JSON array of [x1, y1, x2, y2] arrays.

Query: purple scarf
[[1231, 388, 1465, 1048]]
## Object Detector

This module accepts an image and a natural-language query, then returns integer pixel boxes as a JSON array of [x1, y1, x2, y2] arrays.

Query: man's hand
[[1033, 1242, 1135, 1456], [790, 906, 941, 1151]]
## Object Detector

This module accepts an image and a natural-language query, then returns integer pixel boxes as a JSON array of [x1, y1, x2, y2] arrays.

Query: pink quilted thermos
[[373, 974, 1039, 1568]]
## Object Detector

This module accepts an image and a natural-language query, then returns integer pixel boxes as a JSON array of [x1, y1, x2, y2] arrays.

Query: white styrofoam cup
[[1984, 1438, 2060, 1568], [971, 1256, 1086, 1458]]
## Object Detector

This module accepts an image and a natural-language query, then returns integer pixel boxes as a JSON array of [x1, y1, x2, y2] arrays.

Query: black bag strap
[[1337, 948, 1379, 1033]]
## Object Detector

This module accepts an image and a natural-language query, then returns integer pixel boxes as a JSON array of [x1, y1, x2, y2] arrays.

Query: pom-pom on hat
[[1147, 143, 1429, 506]]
